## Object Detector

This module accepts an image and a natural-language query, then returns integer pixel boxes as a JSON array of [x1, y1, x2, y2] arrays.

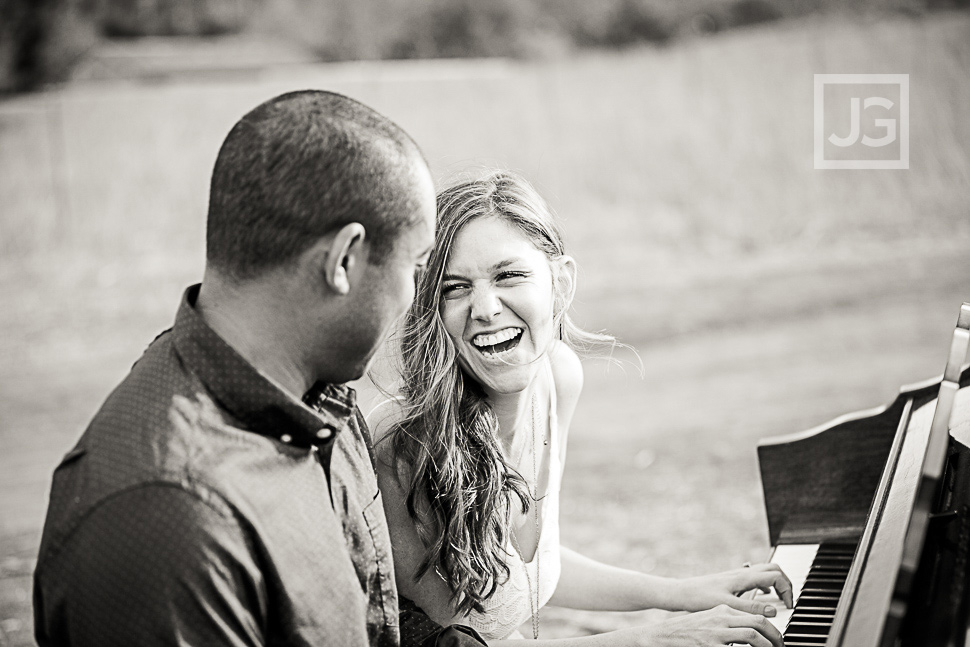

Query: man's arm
[[35, 484, 266, 647]]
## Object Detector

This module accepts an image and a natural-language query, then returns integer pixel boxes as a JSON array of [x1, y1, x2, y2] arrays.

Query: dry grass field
[[1, 11, 969, 643]]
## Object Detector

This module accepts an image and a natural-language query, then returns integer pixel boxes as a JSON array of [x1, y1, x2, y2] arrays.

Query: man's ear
[[323, 223, 367, 296]]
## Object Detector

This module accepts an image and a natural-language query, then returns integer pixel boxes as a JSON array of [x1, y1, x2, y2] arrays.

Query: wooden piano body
[[756, 304, 970, 646]]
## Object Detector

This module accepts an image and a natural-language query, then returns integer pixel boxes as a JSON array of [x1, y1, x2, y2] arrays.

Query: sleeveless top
[[461, 359, 564, 639]]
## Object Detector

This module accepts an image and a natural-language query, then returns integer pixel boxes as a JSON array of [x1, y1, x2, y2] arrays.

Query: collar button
[[280, 434, 293, 444], [316, 428, 333, 440]]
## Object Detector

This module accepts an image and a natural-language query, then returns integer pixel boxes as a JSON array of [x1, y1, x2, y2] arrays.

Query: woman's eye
[[497, 271, 526, 282], [441, 284, 468, 298]]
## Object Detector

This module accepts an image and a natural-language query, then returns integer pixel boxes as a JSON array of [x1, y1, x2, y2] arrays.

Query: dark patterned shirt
[[33, 284, 482, 647]]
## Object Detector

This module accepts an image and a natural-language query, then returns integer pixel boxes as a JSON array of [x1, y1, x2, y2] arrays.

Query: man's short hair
[[206, 90, 429, 281]]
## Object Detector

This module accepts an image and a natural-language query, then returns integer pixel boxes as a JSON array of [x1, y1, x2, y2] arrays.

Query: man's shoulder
[[42, 329, 260, 551], [94, 327, 190, 425], [82, 328, 223, 478]]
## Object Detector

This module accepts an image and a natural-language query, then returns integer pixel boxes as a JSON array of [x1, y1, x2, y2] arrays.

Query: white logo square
[[814, 74, 909, 170]]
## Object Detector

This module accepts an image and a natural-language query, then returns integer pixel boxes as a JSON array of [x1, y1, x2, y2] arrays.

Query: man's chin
[[312, 359, 367, 386]]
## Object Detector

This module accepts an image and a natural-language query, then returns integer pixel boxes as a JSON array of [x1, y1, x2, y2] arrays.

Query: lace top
[[461, 359, 565, 639]]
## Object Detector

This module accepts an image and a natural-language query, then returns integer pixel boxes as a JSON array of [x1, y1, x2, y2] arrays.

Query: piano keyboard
[[750, 540, 859, 646]]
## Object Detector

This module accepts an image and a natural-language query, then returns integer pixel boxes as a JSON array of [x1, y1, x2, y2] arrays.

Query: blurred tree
[[97, 0, 255, 37], [602, 0, 674, 45], [729, 0, 783, 27], [542, 0, 674, 48], [389, 0, 540, 59], [0, 0, 98, 92]]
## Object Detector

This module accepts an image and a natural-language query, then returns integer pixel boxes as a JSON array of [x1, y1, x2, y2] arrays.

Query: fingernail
[[764, 605, 777, 617]]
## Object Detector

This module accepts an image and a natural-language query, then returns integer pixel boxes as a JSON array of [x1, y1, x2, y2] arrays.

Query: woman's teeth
[[472, 328, 521, 347], [471, 327, 523, 356]]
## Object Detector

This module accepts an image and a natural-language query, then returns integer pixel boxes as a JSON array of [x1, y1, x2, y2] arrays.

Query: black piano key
[[807, 568, 849, 581], [787, 622, 832, 634], [785, 635, 828, 643], [811, 559, 853, 569], [814, 547, 854, 555], [790, 612, 837, 621], [782, 539, 860, 645], [808, 567, 850, 576], [801, 585, 843, 591], [802, 577, 850, 586], [812, 552, 855, 560], [797, 592, 841, 601]]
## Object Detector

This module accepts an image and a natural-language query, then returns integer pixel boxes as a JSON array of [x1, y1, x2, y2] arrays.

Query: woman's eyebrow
[[442, 258, 523, 282], [489, 258, 519, 272]]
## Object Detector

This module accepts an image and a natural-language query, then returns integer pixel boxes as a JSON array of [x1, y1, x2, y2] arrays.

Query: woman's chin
[[463, 352, 538, 395]]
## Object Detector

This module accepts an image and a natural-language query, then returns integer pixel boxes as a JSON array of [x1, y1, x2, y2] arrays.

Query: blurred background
[[1, 0, 969, 642]]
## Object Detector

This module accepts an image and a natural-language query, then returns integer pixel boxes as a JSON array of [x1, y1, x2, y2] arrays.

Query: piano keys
[[753, 542, 858, 644], [753, 303, 970, 646]]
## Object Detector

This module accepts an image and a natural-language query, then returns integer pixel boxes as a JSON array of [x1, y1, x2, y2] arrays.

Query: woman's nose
[[469, 286, 502, 321]]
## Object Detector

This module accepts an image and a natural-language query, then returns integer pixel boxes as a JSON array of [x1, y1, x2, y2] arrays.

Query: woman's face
[[440, 215, 557, 397]]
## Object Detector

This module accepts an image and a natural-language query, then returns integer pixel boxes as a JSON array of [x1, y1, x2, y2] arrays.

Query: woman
[[370, 171, 792, 646]]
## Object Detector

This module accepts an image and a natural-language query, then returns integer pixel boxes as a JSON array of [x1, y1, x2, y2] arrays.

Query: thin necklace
[[509, 390, 540, 639]]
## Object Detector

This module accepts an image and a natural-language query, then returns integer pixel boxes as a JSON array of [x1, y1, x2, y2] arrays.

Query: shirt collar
[[171, 284, 355, 449]]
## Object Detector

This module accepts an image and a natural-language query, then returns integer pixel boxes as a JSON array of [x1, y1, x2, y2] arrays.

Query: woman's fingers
[[721, 595, 779, 617], [722, 627, 775, 647], [741, 564, 794, 608], [723, 607, 784, 647], [655, 605, 783, 647]]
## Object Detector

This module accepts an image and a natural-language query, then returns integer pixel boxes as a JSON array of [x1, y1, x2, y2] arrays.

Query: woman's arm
[[485, 605, 783, 647], [550, 547, 791, 617], [549, 546, 677, 611]]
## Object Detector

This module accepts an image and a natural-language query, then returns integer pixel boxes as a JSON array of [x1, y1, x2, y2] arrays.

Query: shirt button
[[280, 434, 293, 444], [316, 428, 332, 440]]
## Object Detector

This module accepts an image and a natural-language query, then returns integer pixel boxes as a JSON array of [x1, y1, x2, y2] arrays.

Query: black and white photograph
[[1, 0, 969, 644]]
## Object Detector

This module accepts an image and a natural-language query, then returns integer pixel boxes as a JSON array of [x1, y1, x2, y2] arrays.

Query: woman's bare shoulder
[[550, 340, 584, 405], [367, 396, 406, 441], [367, 398, 414, 512]]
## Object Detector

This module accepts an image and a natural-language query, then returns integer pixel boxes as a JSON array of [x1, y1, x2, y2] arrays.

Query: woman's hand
[[618, 605, 784, 647], [668, 564, 794, 617]]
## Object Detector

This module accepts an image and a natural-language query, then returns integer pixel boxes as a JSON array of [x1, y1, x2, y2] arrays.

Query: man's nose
[[469, 286, 502, 321]]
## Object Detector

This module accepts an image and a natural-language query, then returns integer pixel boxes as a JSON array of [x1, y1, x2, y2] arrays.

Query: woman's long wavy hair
[[383, 170, 618, 615]]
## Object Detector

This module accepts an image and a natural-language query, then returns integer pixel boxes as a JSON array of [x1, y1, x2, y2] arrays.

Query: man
[[33, 90, 482, 646]]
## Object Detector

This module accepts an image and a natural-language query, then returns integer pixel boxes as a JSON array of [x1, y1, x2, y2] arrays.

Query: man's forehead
[[414, 208, 436, 252], [394, 201, 435, 256]]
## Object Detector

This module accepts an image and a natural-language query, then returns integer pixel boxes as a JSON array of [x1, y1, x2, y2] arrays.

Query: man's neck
[[195, 279, 311, 400]]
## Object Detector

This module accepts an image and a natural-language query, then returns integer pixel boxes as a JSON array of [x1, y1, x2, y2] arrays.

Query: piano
[[750, 303, 970, 646]]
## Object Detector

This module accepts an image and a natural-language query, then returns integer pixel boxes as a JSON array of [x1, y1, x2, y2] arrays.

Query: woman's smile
[[470, 326, 524, 359]]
